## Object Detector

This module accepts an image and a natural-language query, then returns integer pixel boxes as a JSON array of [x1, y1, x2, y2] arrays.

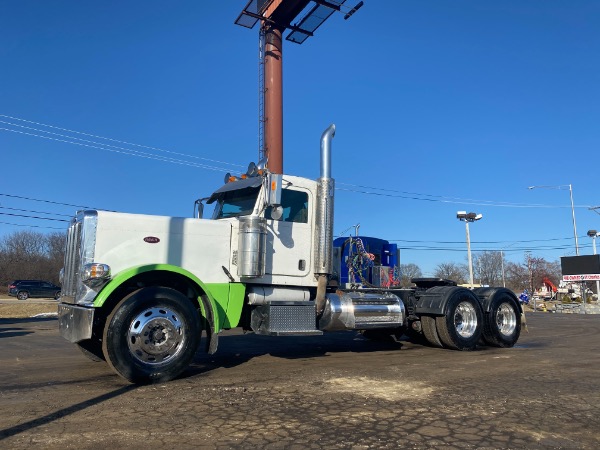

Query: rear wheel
[[482, 295, 521, 347], [17, 291, 29, 300], [54, 291, 61, 300], [102, 286, 201, 384], [421, 315, 443, 348], [435, 291, 483, 350]]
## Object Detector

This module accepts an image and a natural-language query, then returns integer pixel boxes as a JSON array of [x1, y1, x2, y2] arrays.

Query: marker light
[[82, 263, 111, 287]]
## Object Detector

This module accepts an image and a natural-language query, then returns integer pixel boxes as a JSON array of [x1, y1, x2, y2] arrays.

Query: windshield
[[212, 187, 260, 219]]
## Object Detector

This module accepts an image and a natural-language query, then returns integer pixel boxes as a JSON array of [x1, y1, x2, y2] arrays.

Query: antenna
[[235, 0, 363, 173]]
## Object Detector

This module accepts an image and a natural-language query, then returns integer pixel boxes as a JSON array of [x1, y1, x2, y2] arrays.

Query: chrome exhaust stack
[[314, 124, 336, 314], [314, 124, 335, 275]]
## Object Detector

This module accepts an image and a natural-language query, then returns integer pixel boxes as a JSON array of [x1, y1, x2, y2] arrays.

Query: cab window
[[266, 189, 309, 223], [213, 187, 261, 219]]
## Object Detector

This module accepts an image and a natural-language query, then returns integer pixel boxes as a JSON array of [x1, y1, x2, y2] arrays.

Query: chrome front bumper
[[58, 303, 94, 343]]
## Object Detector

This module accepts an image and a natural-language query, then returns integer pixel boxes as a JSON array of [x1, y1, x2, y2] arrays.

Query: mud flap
[[207, 330, 219, 355], [199, 295, 219, 355]]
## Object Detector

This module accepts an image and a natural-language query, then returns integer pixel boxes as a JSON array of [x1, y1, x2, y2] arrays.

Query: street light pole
[[529, 184, 584, 313], [568, 184, 579, 255], [457, 211, 483, 287], [588, 230, 600, 299], [465, 220, 474, 286], [528, 184, 579, 255]]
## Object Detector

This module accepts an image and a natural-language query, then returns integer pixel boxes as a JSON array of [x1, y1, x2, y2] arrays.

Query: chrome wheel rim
[[496, 303, 517, 336], [127, 307, 185, 364], [454, 301, 478, 338]]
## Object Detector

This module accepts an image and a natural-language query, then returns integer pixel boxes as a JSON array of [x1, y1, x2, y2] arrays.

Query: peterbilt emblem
[[143, 236, 160, 244]]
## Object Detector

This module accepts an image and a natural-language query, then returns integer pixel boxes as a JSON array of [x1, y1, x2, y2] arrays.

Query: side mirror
[[270, 205, 283, 221], [194, 198, 209, 219]]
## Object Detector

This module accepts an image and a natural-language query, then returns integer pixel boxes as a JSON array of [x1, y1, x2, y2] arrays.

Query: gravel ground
[[1, 313, 600, 449], [0, 295, 58, 318]]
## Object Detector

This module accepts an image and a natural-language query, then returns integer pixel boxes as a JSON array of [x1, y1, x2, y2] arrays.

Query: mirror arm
[[194, 197, 210, 219]]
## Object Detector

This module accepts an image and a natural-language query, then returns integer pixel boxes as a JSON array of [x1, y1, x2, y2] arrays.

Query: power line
[[0, 212, 69, 222], [0, 127, 235, 173], [336, 186, 591, 209], [390, 235, 588, 244], [398, 244, 593, 252], [0, 221, 64, 230], [0, 206, 72, 218], [338, 181, 544, 206], [2, 115, 594, 211], [0, 193, 98, 210], [0, 114, 244, 169], [0, 184, 592, 254]]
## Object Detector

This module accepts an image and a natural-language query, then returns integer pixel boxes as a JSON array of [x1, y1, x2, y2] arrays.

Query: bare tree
[[42, 232, 67, 282], [434, 262, 468, 284], [544, 260, 562, 287], [473, 251, 503, 286], [1, 230, 46, 258], [399, 263, 422, 287], [505, 261, 528, 293], [0, 231, 65, 288], [503, 255, 562, 295]]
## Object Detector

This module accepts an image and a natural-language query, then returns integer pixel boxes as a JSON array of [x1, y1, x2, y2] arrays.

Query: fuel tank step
[[251, 300, 323, 336]]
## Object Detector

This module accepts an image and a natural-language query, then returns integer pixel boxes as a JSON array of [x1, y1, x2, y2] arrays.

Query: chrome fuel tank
[[319, 291, 405, 331]]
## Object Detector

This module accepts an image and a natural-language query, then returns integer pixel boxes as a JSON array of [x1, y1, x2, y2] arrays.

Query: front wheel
[[102, 287, 201, 384], [482, 295, 521, 348], [435, 291, 483, 350]]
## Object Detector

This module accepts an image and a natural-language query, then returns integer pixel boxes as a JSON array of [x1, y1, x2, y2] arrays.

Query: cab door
[[264, 187, 312, 280]]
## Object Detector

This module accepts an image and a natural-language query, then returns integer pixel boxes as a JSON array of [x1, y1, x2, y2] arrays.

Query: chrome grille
[[61, 211, 98, 303], [62, 217, 82, 298]]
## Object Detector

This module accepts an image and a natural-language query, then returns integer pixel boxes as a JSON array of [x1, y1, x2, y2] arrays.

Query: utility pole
[[235, 0, 363, 174]]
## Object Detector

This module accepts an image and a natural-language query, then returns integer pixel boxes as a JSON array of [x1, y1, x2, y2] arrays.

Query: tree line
[[0, 230, 563, 296], [0, 230, 65, 290], [399, 250, 562, 294]]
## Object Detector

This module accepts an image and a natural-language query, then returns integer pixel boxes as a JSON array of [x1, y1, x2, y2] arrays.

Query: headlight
[[82, 263, 111, 287]]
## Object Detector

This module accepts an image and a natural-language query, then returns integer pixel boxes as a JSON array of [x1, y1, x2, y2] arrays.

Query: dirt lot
[[1, 312, 600, 449]]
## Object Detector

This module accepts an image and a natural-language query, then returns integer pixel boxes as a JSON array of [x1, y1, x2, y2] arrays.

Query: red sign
[[563, 274, 600, 281]]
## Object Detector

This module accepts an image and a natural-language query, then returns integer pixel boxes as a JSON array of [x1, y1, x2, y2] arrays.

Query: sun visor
[[207, 176, 263, 204]]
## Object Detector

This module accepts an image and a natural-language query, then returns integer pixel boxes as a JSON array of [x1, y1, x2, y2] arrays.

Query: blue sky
[[1, 1, 599, 276]]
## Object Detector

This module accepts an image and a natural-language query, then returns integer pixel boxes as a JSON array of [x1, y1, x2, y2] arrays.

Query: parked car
[[7, 280, 61, 300]]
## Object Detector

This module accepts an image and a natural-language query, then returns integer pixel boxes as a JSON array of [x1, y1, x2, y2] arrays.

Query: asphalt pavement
[[1, 313, 599, 449]]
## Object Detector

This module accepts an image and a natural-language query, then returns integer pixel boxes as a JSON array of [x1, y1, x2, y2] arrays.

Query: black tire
[[77, 339, 105, 362], [102, 286, 202, 384], [435, 290, 483, 350], [421, 315, 443, 348], [17, 291, 29, 301], [482, 294, 521, 348], [54, 291, 61, 300]]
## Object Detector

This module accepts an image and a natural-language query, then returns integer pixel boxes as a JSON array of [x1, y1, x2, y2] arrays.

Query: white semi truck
[[58, 125, 522, 383]]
